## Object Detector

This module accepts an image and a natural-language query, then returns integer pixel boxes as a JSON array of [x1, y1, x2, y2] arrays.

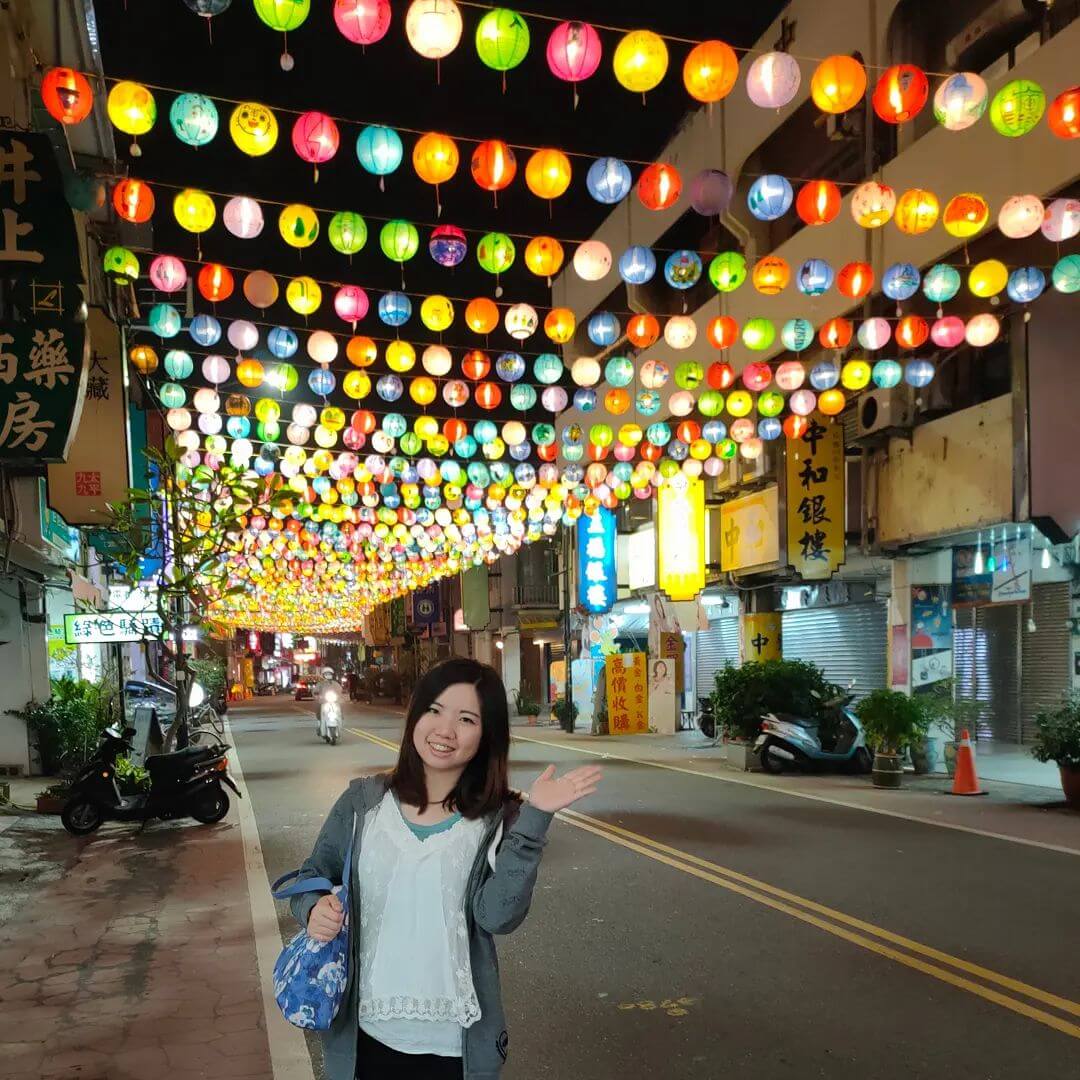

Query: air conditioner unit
[[856, 386, 914, 440]]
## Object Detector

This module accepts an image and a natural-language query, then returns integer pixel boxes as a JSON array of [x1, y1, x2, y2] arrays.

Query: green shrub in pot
[[710, 660, 840, 742], [856, 689, 932, 788], [1030, 698, 1080, 808]]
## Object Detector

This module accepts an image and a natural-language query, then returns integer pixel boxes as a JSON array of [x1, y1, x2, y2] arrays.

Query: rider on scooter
[[314, 668, 339, 739]]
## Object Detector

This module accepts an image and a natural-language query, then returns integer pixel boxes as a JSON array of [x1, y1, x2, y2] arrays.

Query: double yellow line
[[346, 725, 1080, 1039]]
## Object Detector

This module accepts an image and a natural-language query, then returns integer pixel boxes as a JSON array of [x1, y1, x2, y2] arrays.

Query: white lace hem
[[358, 994, 481, 1027]]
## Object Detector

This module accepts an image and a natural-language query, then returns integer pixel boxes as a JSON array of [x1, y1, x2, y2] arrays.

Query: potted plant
[[1030, 697, 1080, 808], [551, 697, 578, 733], [856, 689, 931, 788], [921, 680, 980, 777], [513, 689, 541, 726]]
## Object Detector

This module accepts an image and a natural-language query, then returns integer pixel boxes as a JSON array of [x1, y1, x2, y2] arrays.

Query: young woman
[[289, 656, 602, 1080]]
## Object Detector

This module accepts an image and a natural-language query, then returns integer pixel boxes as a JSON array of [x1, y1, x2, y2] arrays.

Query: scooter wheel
[[758, 740, 787, 775], [190, 785, 229, 824], [855, 747, 874, 774], [61, 797, 103, 836], [330, 730, 338, 746]]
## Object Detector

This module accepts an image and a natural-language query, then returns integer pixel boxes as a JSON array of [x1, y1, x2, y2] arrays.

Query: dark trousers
[[356, 1029, 464, 1079]]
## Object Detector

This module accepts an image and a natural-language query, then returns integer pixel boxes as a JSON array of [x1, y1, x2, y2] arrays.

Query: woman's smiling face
[[412, 681, 484, 774]]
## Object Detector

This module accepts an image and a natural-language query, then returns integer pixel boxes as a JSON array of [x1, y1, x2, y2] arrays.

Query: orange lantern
[[638, 162, 681, 211], [41, 67, 94, 125], [544, 307, 576, 344], [682, 40, 739, 103], [942, 193, 989, 238], [525, 236, 565, 279], [894, 188, 939, 235], [465, 297, 499, 334], [112, 178, 155, 224], [413, 132, 460, 185], [707, 361, 735, 389], [640, 441, 662, 463], [818, 389, 846, 416], [1047, 86, 1080, 139], [896, 315, 929, 349], [784, 415, 810, 440], [525, 148, 572, 200], [198, 262, 234, 302], [796, 180, 841, 226], [352, 410, 377, 435], [837, 262, 873, 300], [627, 313, 660, 348], [706, 315, 738, 349], [537, 443, 558, 462], [462, 350, 491, 380], [471, 139, 517, 195], [346, 336, 377, 367], [236, 359, 264, 388], [811, 55, 867, 114], [819, 317, 852, 350], [676, 420, 701, 444], [605, 388, 631, 414], [752, 255, 790, 295], [476, 381, 502, 409], [444, 418, 468, 444], [872, 64, 928, 124]]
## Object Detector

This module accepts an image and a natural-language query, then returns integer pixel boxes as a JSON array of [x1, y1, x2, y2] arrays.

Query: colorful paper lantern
[[285, 275, 321, 315], [896, 315, 929, 349], [150, 254, 187, 293], [858, 318, 891, 351], [547, 21, 601, 83], [943, 193, 989, 238], [41, 67, 93, 125], [243, 269, 279, 309], [334, 285, 369, 325], [477, 231, 516, 274], [838, 261, 873, 300], [107, 81, 157, 137], [619, 245, 656, 285], [872, 64, 928, 123], [747, 174, 792, 221], [525, 236, 564, 279], [170, 92, 218, 147], [345, 334, 375, 366], [989, 79, 1045, 137], [851, 181, 895, 227], [148, 304, 181, 338], [613, 29, 668, 94], [587, 157, 632, 204], [683, 40, 738, 103], [385, 340, 416, 371], [709, 251, 746, 292], [229, 102, 278, 156], [573, 241, 611, 282], [752, 256, 790, 295], [471, 139, 516, 194], [429, 223, 467, 266], [467, 297, 500, 334], [871, 360, 902, 389], [664, 250, 702, 289], [796, 180, 841, 226], [997, 194, 1044, 239], [931, 316, 965, 348], [933, 72, 987, 131], [904, 361, 935, 389], [635, 162, 680, 211], [173, 188, 215, 234], [416, 294, 451, 332], [1007, 267, 1045, 304], [292, 111, 340, 175], [781, 319, 815, 353], [413, 131, 460, 188], [895, 188, 939, 235], [333, 0, 391, 45], [223, 196, 264, 239], [706, 317, 738, 351], [689, 169, 733, 216], [1042, 198, 1080, 242], [253, 0, 310, 32], [328, 210, 367, 255], [775, 361, 805, 390], [809, 362, 840, 390], [380, 219, 420, 262], [742, 318, 775, 351], [841, 359, 872, 391], [1047, 86, 1080, 139], [356, 125, 403, 176], [525, 148, 572, 200], [965, 314, 1000, 346], [188, 315, 221, 345], [534, 353, 564, 385], [811, 55, 867, 114], [279, 203, 319, 248], [745, 50, 801, 109], [626, 313, 659, 348], [819, 317, 852, 350], [1052, 255, 1080, 294], [797, 258, 834, 297], [269, 327, 299, 358], [475, 8, 530, 71], [664, 316, 697, 350], [883, 262, 920, 301], [923, 264, 961, 304], [112, 178, 154, 224]]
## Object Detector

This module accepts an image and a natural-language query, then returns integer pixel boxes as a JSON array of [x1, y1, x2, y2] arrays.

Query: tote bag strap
[[271, 810, 359, 901]]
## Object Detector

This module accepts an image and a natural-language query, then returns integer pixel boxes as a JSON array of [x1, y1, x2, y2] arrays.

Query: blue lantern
[[383, 414, 407, 438], [1007, 266, 1045, 304], [636, 389, 661, 415], [646, 421, 671, 446], [797, 259, 834, 297], [253, 456, 276, 477], [605, 355, 634, 387], [510, 384, 537, 410], [904, 360, 935, 388], [781, 318, 815, 352], [664, 249, 703, 289], [226, 416, 251, 438], [586, 157, 632, 203], [164, 349, 194, 379], [533, 353, 563, 384], [667, 440, 689, 461], [148, 303, 182, 338], [573, 388, 597, 412], [702, 420, 727, 443], [810, 361, 840, 390], [490, 462, 513, 486], [883, 262, 921, 301], [376, 374, 403, 401], [561, 423, 583, 448], [922, 264, 961, 304], [378, 291, 412, 326], [758, 418, 782, 441], [268, 326, 299, 359], [356, 125, 403, 178], [472, 420, 496, 446], [496, 352, 526, 382], [747, 174, 793, 221], [514, 463, 537, 485], [455, 435, 478, 458], [872, 359, 903, 389], [509, 442, 531, 462], [308, 368, 336, 396], [189, 314, 221, 346], [170, 93, 218, 148], [588, 312, 620, 346], [619, 245, 656, 285], [429, 225, 467, 267]]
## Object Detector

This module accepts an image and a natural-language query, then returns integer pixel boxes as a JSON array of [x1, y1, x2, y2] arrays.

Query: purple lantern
[[429, 224, 467, 267], [689, 169, 733, 217]]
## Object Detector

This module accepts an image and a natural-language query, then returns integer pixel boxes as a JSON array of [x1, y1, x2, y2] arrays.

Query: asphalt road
[[231, 697, 1080, 1079]]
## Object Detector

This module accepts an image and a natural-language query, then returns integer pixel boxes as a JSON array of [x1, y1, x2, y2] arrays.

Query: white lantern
[[405, 0, 463, 59], [193, 387, 221, 414], [639, 360, 669, 389], [287, 423, 311, 446], [166, 407, 192, 431], [307, 330, 339, 364], [703, 457, 724, 476], [223, 196, 264, 239], [851, 181, 896, 228], [965, 314, 1000, 348], [573, 240, 612, 282], [681, 459, 704, 478], [201, 354, 230, 384], [197, 412, 223, 435], [175, 430, 200, 452], [1041, 198, 1080, 242], [180, 449, 202, 469], [227, 319, 259, 352], [502, 421, 527, 446], [292, 403, 318, 427], [231, 438, 254, 461], [504, 303, 538, 341], [541, 386, 568, 412], [997, 194, 1045, 239], [775, 360, 805, 391], [664, 315, 697, 349], [745, 51, 801, 109], [422, 344, 452, 376], [857, 318, 891, 351], [740, 437, 764, 460], [932, 72, 988, 132], [789, 389, 817, 416], [315, 425, 339, 449], [668, 390, 695, 416], [570, 356, 601, 386]]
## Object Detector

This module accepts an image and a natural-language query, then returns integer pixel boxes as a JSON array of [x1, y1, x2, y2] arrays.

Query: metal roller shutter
[[953, 605, 1021, 743], [693, 619, 740, 702], [1020, 582, 1071, 744], [781, 602, 888, 699]]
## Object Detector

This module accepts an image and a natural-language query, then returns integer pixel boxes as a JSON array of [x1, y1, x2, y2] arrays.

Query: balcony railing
[[513, 582, 560, 608]]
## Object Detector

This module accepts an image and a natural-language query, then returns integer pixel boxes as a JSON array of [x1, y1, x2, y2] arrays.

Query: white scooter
[[317, 689, 342, 746]]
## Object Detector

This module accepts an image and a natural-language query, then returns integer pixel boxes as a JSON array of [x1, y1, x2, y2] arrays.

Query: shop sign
[[786, 417, 845, 580], [364, 602, 391, 645], [38, 479, 79, 562], [952, 534, 1032, 605], [108, 585, 157, 613], [411, 584, 441, 627], [657, 476, 706, 601], [461, 564, 491, 629], [390, 596, 407, 639], [605, 652, 648, 735], [741, 612, 782, 662], [720, 486, 780, 573], [577, 506, 616, 614], [64, 610, 164, 644], [292, 651, 317, 663], [910, 585, 952, 687], [627, 526, 656, 591]]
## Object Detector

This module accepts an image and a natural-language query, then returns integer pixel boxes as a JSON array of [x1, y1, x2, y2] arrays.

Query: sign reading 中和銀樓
[[64, 610, 165, 645], [786, 417, 846, 581], [577, 506, 616, 614], [719, 486, 780, 573]]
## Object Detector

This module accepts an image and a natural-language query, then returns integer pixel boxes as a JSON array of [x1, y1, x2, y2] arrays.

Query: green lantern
[[158, 383, 187, 409], [253, 0, 310, 31], [148, 303, 182, 338], [1053, 254, 1080, 295], [605, 355, 634, 388], [717, 438, 737, 460], [475, 8, 530, 71], [675, 361, 704, 390], [698, 390, 724, 417], [510, 384, 537, 411], [989, 79, 1046, 137], [533, 353, 563, 385], [757, 391, 785, 418], [257, 420, 282, 443], [269, 363, 299, 393], [103, 245, 139, 285], [328, 211, 368, 256], [477, 231, 516, 274], [742, 318, 776, 351], [164, 350, 194, 379], [708, 251, 746, 292], [532, 422, 555, 446], [400, 432, 422, 455], [380, 219, 420, 263]]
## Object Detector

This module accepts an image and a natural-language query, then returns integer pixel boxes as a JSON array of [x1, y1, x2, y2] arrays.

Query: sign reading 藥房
[[577, 506, 616, 614], [0, 129, 88, 464], [64, 610, 165, 645], [786, 416, 846, 581], [606, 652, 648, 735], [719, 486, 780, 573], [657, 476, 706, 602]]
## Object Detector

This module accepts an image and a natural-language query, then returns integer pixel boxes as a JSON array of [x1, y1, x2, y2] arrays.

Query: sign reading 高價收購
[[0, 129, 88, 464], [64, 611, 165, 645], [786, 417, 846, 581], [577, 506, 616, 614]]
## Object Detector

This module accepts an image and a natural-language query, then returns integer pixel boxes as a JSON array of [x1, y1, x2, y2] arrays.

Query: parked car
[[294, 679, 313, 700]]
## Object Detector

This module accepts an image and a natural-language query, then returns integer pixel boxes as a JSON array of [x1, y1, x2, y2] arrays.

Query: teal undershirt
[[393, 795, 462, 840]]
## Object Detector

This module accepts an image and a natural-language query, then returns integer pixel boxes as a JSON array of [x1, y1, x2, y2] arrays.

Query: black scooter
[[60, 725, 241, 836]]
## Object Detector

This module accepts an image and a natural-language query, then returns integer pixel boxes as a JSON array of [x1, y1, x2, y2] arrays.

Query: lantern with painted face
[[851, 181, 896, 228], [872, 64, 928, 123], [229, 101, 278, 156]]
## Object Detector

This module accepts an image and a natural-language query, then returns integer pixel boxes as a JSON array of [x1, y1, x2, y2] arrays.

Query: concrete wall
[[0, 581, 51, 775]]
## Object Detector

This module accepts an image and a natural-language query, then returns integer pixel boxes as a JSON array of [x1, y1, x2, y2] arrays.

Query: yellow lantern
[[726, 390, 753, 417], [107, 81, 157, 139], [525, 236, 565, 279], [342, 371, 371, 400], [229, 102, 279, 156], [968, 259, 1008, 298], [613, 30, 669, 94], [415, 414, 439, 440], [525, 149, 572, 200], [943, 193, 989, 238], [894, 188, 939, 235], [420, 294, 454, 331], [657, 475, 705, 601], [818, 389, 846, 416], [279, 204, 319, 248], [386, 340, 416, 372], [286, 276, 322, 315], [410, 376, 437, 406], [236, 359, 264, 388], [851, 181, 896, 228], [173, 188, 216, 234], [130, 345, 159, 375], [841, 358, 871, 390]]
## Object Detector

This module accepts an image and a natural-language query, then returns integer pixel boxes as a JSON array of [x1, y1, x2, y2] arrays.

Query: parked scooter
[[754, 687, 873, 774], [318, 688, 342, 745], [60, 724, 240, 836]]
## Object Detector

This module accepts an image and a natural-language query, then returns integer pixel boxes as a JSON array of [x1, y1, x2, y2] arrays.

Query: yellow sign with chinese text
[[719, 486, 780, 572], [786, 418, 845, 580], [606, 652, 648, 735], [657, 477, 706, 601], [741, 612, 782, 662]]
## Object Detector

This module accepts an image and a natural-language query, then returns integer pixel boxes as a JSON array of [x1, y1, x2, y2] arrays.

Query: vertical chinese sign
[[605, 653, 648, 735], [785, 417, 845, 580], [741, 612, 782, 663], [461, 564, 491, 629], [0, 129, 87, 463], [577, 507, 616, 614], [657, 476, 706, 602]]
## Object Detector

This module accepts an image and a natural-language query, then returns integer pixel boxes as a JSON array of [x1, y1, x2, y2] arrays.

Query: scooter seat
[[146, 745, 220, 778]]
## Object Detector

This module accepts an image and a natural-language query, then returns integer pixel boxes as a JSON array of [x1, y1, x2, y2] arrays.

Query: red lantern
[[471, 139, 517, 194], [586, 442, 609, 462], [676, 420, 701, 444], [198, 262, 234, 303], [707, 361, 735, 390], [819, 317, 852, 350], [896, 315, 929, 349], [352, 410, 377, 434], [783, 415, 810, 440], [462, 350, 490, 381], [475, 382, 502, 409], [638, 163, 682, 211], [837, 261, 874, 300], [537, 443, 558, 462], [704, 315, 737, 350], [443, 418, 467, 443], [872, 64, 929, 124], [1047, 86, 1080, 139], [112, 178, 155, 224], [796, 180, 841, 226], [639, 441, 661, 462], [626, 313, 660, 348], [41, 67, 94, 125]]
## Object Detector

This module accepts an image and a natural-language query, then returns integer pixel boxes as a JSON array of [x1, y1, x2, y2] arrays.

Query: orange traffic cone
[[948, 729, 987, 796]]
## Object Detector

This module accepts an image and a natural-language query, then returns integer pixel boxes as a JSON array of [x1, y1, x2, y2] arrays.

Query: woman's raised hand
[[528, 765, 603, 814]]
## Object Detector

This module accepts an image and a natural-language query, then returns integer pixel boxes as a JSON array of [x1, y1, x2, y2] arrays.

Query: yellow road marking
[[345, 724, 1080, 1038]]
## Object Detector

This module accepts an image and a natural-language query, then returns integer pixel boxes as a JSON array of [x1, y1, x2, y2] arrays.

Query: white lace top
[[355, 791, 486, 1057]]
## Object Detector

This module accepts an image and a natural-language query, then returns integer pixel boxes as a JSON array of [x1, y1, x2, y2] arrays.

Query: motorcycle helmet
[[322, 667, 334, 678]]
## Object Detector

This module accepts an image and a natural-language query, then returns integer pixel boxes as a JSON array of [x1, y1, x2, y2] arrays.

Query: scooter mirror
[[189, 682, 206, 709]]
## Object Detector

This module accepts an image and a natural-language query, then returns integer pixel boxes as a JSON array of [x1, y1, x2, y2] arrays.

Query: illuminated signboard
[[657, 475, 706, 601], [577, 506, 617, 614], [64, 611, 164, 645]]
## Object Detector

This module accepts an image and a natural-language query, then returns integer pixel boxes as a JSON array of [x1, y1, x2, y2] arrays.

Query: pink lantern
[[742, 362, 773, 391], [546, 21, 602, 83], [291, 112, 340, 179], [613, 444, 635, 462], [334, 285, 370, 326], [333, 0, 391, 46], [149, 254, 187, 293], [223, 196, 264, 239], [931, 316, 965, 348], [775, 360, 805, 391], [789, 389, 818, 416]]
